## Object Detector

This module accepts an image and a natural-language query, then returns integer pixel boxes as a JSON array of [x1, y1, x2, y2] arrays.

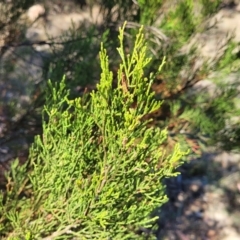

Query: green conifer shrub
[[43, 0, 238, 153], [0, 23, 187, 239]]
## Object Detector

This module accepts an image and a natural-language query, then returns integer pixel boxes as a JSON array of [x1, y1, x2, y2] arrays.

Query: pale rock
[[27, 4, 45, 22], [187, 79, 218, 98]]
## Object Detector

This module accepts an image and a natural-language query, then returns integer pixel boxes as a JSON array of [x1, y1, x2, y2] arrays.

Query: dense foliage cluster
[[0, 24, 186, 239]]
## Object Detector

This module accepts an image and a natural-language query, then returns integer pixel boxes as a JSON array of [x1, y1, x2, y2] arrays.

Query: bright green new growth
[[0, 23, 186, 239]]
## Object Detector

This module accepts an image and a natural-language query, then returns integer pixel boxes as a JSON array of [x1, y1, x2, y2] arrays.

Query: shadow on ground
[[157, 151, 240, 240]]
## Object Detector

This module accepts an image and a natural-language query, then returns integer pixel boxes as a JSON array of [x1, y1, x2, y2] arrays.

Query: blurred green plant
[[200, 0, 222, 16], [137, 0, 163, 25], [161, 0, 196, 44]]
